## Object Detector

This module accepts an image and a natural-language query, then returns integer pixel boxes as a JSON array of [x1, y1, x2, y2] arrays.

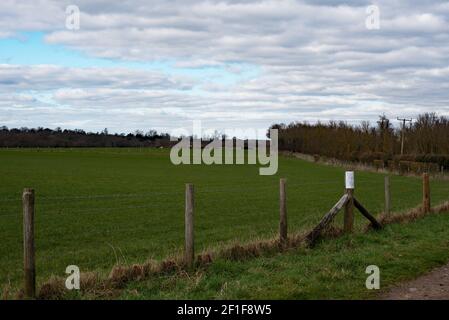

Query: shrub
[[387, 160, 396, 171], [359, 152, 387, 164], [373, 159, 384, 170], [398, 161, 412, 174]]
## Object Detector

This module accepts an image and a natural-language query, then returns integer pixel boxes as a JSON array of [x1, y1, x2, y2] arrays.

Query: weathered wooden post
[[423, 173, 431, 213], [185, 183, 194, 268], [344, 171, 355, 233], [22, 188, 36, 298], [279, 178, 287, 244], [384, 176, 391, 216]]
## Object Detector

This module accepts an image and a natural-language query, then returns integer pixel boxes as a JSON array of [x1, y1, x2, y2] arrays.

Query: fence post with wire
[[4, 169, 441, 296]]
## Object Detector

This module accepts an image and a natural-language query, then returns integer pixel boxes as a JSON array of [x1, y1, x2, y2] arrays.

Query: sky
[[1, 0, 449, 135]]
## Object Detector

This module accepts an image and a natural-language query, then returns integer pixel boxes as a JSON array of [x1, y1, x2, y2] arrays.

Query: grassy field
[[0, 148, 448, 294]]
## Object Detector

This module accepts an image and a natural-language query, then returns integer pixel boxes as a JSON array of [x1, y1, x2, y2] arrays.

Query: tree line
[[271, 113, 449, 168], [0, 126, 172, 148]]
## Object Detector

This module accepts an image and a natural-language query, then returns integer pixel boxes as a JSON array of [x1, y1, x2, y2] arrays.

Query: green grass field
[[1, 148, 448, 294]]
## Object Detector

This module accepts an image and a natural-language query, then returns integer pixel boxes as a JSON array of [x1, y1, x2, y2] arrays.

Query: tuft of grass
[[377, 201, 449, 226]]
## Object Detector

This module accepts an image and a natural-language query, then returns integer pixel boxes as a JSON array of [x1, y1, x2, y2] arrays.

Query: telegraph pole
[[397, 117, 412, 155], [377, 115, 390, 153]]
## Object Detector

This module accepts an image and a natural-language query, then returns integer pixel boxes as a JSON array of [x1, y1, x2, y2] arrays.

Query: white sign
[[345, 171, 355, 189]]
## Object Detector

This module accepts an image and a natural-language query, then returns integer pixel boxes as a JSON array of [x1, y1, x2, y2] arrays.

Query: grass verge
[[10, 201, 448, 300]]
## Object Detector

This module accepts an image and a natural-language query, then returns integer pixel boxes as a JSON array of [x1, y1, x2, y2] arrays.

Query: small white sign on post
[[345, 171, 355, 189]]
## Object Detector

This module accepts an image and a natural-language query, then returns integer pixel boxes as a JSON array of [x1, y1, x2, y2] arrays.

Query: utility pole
[[397, 117, 412, 155], [377, 115, 390, 153]]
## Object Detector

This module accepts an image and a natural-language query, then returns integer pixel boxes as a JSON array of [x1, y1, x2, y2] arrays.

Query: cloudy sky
[[1, 0, 449, 135]]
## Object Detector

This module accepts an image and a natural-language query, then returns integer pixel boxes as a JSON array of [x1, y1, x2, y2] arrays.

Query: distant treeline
[[271, 113, 449, 168], [0, 127, 172, 148]]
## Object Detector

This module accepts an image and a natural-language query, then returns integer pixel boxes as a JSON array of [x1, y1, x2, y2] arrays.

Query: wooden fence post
[[384, 176, 391, 216], [344, 171, 354, 233], [279, 178, 287, 244], [22, 188, 36, 298], [185, 183, 194, 268], [423, 173, 431, 213]]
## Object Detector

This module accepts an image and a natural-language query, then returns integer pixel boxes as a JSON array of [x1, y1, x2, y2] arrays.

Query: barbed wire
[[0, 178, 349, 203], [1, 175, 447, 221], [0, 185, 351, 219], [0, 190, 183, 203], [2, 170, 443, 203], [0, 201, 181, 218], [0, 182, 443, 206]]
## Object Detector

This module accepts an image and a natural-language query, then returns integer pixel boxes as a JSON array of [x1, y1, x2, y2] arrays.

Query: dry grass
[[36, 258, 183, 299], [30, 226, 351, 299], [21, 200, 449, 299], [1, 282, 12, 300], [377, 201, 449, 226]]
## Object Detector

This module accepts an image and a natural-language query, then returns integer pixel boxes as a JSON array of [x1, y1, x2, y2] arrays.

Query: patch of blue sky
[[0, 31, 260, 88], [0, 31, 167, 69]]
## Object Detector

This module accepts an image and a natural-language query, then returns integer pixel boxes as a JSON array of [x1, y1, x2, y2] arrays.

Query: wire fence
[[0, 175, 438, 222], [2, 173, 437, 205], [0, 176, 440, 221], [2, 169, 448, 299], [0, 184, 343, 221], [0, 179, 346, 203]]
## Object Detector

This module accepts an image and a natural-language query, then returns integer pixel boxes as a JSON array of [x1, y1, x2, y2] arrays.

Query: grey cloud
[[0, 64, 194, 90]]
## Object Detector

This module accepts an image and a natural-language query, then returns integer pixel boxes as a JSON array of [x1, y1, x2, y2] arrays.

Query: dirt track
[[381, 263, 449, 300]]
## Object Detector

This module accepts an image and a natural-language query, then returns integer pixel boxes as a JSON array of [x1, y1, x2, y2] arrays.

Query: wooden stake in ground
[[344, 171, 355, 233], [279, 178, 287, 244], [306, 193, 349, 246], [384, 175, 391, 216], [423, 173, 431, 213], [185, 183, 194, 268], [22, 188, 35, 298], [353, 198, 382, 230]]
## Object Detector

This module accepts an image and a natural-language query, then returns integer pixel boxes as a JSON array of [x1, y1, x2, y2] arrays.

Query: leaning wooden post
[[344, 171, 355, 233], [423, 173, 431, 213], [279, 178, 287, 244], [305, 193, 349, 246], [384, 176, 391, 216], [184, 183, 194, 268], [22, 188, 36, 298]]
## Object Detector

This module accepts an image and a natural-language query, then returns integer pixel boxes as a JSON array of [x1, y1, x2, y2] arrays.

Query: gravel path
[[381, 263, 449, 300]]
